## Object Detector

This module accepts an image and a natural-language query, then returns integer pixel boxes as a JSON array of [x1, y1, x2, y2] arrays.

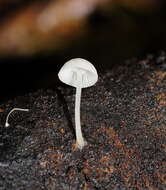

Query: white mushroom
[[58, 58, 98, 149], [5, 108, 29, 127]]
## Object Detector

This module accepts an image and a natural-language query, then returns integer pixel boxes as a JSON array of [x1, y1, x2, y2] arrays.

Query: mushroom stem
[[5, 108, 29, 127], [75, 87, 86, 149]]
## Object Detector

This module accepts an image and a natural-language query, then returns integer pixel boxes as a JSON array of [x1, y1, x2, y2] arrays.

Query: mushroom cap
[[58, 58, 98, 88]]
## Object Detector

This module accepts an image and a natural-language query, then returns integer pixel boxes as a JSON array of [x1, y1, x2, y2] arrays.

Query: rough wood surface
[[0, 52, 166, 189]]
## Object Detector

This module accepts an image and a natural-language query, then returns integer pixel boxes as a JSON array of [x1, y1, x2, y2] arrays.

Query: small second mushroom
[[58, 58, 98, 149], [5, 108, 29, 127]]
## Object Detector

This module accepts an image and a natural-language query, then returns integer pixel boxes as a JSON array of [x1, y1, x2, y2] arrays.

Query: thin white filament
[[5, 108, 29, 127]]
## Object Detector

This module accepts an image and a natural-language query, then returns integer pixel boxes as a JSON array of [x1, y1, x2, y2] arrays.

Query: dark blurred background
[[0, 0, 166, 102]]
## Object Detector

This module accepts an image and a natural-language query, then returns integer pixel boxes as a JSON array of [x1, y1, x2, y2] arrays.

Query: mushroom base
[[76, 139, 88, 150]]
